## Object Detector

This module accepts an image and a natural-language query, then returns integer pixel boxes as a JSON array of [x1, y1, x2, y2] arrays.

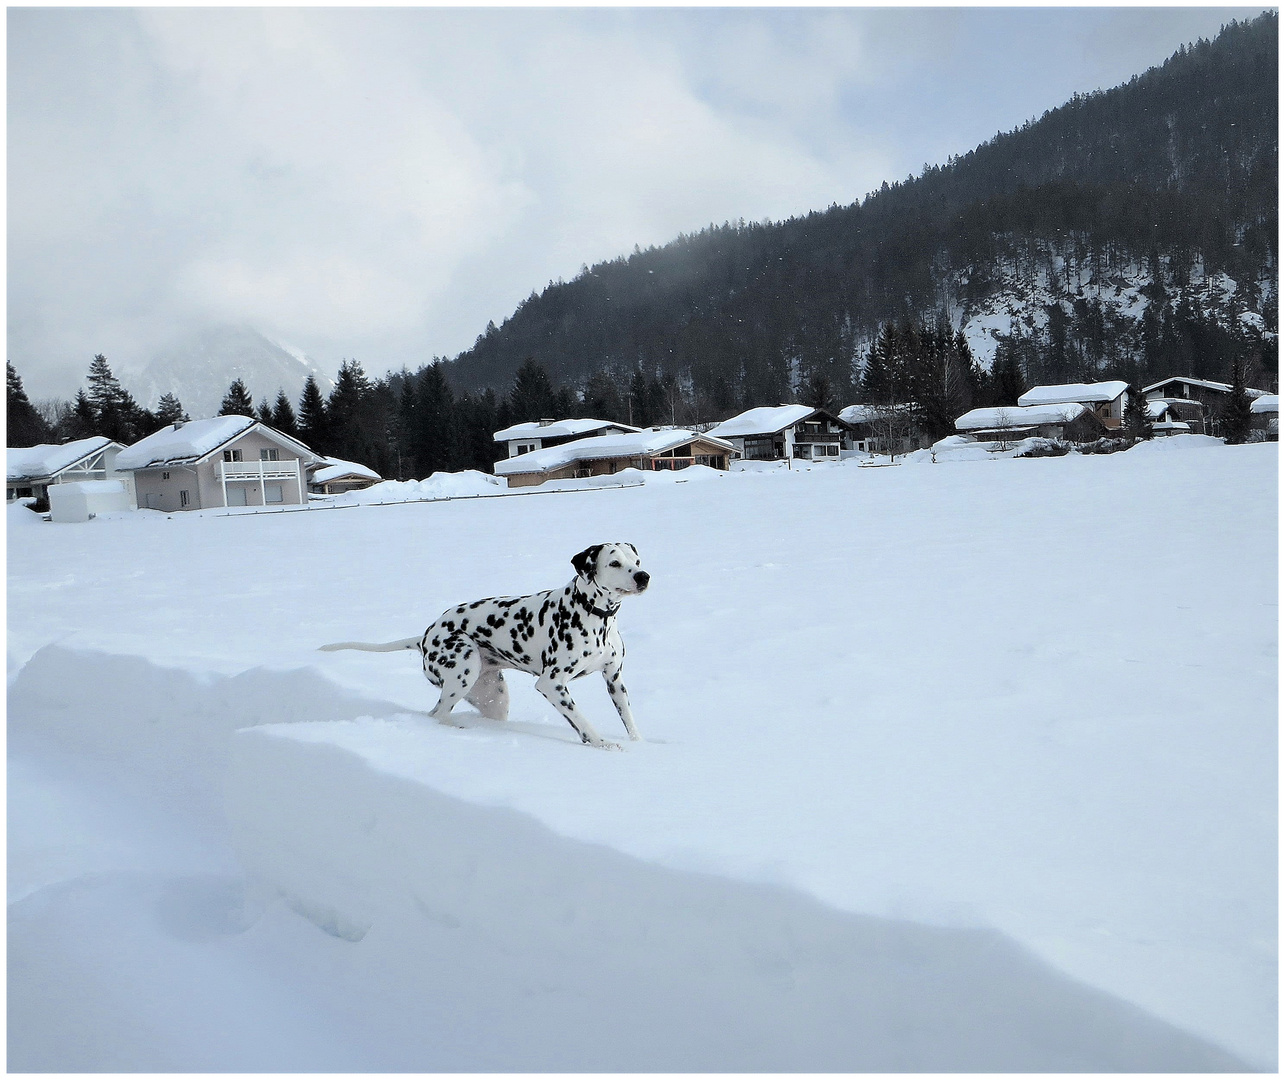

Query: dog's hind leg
[[424, 635, 483, 726], [465, 665, 510, 721]]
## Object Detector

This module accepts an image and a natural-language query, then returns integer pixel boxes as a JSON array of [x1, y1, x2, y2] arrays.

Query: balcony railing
[[218, 458, 301, 482]]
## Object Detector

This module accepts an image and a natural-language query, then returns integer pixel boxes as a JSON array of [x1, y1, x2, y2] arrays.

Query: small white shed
[[48, 480, 134, 523]]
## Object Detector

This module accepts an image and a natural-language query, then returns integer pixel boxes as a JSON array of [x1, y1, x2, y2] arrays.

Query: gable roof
[[1142, 375, 1270, 399], [956, 403, 1088, 431], [1250, 394, 1279, 414], [493, 418, 642, 443], [116, 415, 319, 471], [494, 428, 734, 476], [1018, 381, 1129, 407], [708, 404, 823, 439], [310, 456, 382, 484], [7, 436, 120, 482]]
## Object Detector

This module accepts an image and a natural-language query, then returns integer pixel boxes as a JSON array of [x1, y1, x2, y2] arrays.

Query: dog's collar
[[575, 585, 620, 619]]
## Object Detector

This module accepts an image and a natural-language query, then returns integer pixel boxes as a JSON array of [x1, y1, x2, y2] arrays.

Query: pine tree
[[270, 390, 298, 438], [989, 347, 1026, 406], [327, 360, 375, 461], [1221, 357, 1254, 444], [220, 379, 254, 416], [1124, 385, 1154, 440], [298, 376, 328, 451], [861, 324, 898, 403], [407, 361, 457, 476], [66, 390, 99, 440], [628, 369, 650, 426], [508, 358, 559, 424], [155, 393, 188, 426], [86, 353, 146, 443], [580, 371, 626, 423], [803, 371, 834, 412], [7, 363, 50, 446], [256, 397, 274, 424]]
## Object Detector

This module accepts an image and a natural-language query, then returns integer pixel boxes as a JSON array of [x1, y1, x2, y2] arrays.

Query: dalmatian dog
[[320, 543, 649, 750]]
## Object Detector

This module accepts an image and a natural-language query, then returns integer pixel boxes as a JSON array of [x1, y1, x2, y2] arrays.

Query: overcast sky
[[8, 5, 1267, 400]]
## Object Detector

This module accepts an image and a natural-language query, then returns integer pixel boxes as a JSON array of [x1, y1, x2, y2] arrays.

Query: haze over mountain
[[444, 13, 1277, 411], [130, 326, 335, 420]]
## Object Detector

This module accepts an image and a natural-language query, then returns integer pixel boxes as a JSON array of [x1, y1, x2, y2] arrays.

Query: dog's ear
[[571, 544, 603, 580], [624, 543, 639, 559]]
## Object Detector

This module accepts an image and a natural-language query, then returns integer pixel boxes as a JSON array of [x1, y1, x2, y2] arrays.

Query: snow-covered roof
[[116, 415, 318, 471], [955, 403, 1088, 431], [6, 437, 118, 482], [492, 418, 641, 443], [310, 457, 382, 484], [708, 404, 819, 438], [838, 403, 916, 425], [1250, 395, 1278, 414], [1141, 376, 1269, 399], [1018, 381, 1129, 407], [494, 428, 734, 476]]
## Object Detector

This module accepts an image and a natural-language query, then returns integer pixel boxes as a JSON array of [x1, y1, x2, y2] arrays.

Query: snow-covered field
[[7, 438, 1277, 1071]]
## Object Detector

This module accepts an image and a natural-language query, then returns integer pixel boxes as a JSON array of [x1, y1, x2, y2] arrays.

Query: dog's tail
[[318, 637, 421, 653]]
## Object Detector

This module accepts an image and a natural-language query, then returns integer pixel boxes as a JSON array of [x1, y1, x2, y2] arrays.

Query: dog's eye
[[609, 561, 621, 568]]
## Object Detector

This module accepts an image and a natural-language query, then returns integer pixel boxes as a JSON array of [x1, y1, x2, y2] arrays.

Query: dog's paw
[[586, 738, 622, 751]]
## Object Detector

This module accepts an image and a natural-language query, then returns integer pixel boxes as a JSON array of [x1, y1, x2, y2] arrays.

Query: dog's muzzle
[[633, 571, 650, 592]]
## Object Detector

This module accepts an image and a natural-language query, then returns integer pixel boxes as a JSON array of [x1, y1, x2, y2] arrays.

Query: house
[[955, 402, 1106, 443], [493, 428, 736, 488], [493, 418, 642, 459], [1142, 376, 1272, 435], [1250, 394, 1279, 440], [1142, 375, 1271, 407], [6, 436, 129, 503], [838, 403, 925, 455], [115, 415, 322, 511], [308, 457, 382, 495], [1018, 381, 1130, 429], [708, 405, 852, 462], [1145, 398, 1200, 435]]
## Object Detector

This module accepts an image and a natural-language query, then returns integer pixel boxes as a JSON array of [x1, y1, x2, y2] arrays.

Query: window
[[179, 490, 189, 507], [794, 444, 812, 459], [162, 471, 170, 480], [223, 449, 243, 462], [260, 447, 280, 461]]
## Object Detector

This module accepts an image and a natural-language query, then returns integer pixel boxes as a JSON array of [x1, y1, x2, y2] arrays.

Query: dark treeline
[[9, 354, 188, 449], [443, 14, 1277, 405], [9, 351, 702, 480]]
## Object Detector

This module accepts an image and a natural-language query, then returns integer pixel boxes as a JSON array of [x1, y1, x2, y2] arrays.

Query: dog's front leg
[[535, 675, 618, 750], [603, 665, 641, 741]]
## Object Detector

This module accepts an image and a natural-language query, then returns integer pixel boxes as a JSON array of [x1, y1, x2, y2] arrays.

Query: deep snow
[[7, 437, 1277, 1070]]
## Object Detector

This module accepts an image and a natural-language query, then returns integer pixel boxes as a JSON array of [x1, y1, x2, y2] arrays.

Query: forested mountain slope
[[445, 13, 1277, 414]]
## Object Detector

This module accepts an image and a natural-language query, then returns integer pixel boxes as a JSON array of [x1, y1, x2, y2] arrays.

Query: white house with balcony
[[115, 415, 322, 511]]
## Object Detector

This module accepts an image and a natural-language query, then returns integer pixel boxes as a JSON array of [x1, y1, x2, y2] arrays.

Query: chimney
[[537, 418, 555, 427]]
